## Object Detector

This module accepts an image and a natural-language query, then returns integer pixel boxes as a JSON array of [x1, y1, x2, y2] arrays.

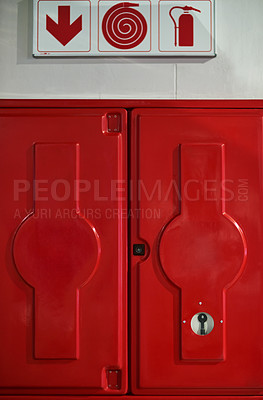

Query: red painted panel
[[1, 99, 263, 109], [0, 108, 127, 395], [3, 397, 263, 400], [130, 108, 263, 395]]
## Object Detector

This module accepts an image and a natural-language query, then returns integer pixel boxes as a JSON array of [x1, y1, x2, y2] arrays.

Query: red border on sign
[[37, 0, 91, 54], [97, 0, 152, 53], [158, 0, 213, 53]]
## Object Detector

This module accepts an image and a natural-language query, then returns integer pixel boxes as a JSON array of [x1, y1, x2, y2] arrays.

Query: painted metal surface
[[4, 397, 263, 400], [1, 101, 263, 399], [0, 108, 127, 395], [2, 99, 263, 109], [33, 0, 215, 56], [130, 108, 263, 394]]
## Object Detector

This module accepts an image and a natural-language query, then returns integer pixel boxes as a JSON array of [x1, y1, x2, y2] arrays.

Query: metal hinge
[[106, 368, 121, 390], [107, 113, 121, 133]]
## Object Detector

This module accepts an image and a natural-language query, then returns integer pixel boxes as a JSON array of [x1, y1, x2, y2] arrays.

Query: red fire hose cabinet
[[0, 101, 263, 399]]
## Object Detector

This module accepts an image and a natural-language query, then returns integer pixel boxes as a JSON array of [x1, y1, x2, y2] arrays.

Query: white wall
[[0, 0, 263, 99]]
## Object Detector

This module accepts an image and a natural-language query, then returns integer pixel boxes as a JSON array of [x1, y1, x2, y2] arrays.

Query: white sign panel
[[33, 0, 215, 56]]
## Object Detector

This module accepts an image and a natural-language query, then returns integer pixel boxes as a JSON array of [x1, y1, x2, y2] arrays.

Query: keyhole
[[190, 312, 214, 336], [198, 313, 207, 335]]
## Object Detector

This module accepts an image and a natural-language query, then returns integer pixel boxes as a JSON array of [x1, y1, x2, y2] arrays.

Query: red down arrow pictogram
[[46, 6, 82, 46]]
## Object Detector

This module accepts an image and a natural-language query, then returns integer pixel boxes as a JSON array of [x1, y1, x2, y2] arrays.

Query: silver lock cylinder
[[191, 312, 214, 336]]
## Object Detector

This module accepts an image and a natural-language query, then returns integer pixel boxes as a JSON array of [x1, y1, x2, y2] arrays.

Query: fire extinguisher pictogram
[[102, 2, 147, 49], [169, 5, 201, 47]]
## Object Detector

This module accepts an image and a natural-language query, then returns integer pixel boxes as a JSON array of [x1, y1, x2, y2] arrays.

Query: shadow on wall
[[17, 0, 213, 65]]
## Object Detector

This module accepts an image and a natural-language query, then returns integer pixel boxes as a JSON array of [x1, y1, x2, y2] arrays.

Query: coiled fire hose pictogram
[[102, 2, 147, 49]]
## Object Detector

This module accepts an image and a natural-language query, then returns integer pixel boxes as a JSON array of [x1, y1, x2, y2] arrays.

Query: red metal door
[[130, 108, 263, 395], [0, 108, 127, 395]]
